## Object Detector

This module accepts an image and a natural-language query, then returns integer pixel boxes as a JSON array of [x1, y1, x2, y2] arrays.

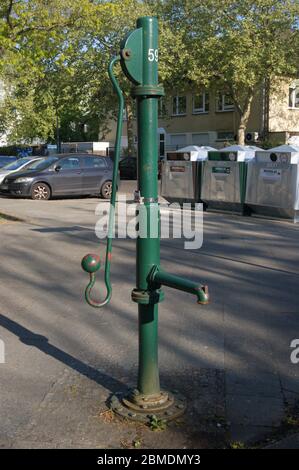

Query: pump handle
[[81, 56, 124, 308]]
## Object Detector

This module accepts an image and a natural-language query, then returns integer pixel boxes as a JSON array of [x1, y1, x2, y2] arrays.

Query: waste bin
[[201, 145, 262, 213], [161, 145, 215, 204], [246, 144, 299, 222]]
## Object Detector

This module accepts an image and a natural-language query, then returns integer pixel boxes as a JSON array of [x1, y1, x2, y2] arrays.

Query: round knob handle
[[81, 253, 101, 273]]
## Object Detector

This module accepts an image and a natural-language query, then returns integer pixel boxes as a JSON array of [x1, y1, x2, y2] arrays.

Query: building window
[[193, 92, 209, 114], [172, 96, 187, 116], [216, 92, 234, 112], [169, 133, 187, 149], [289, 84, 299, 109], [192, 133, 210, 145], [216, 131, 235, 142], [158, 98, 167, 118]]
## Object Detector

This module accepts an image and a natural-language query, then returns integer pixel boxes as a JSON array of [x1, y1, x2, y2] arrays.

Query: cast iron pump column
[[82, 16, 209, 423]]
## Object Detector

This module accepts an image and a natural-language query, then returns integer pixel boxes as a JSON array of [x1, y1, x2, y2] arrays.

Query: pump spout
[[149, 267, 209, 305]]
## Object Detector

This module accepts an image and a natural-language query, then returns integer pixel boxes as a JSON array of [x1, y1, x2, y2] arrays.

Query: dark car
[[119, 157, 137, 179], [0, 154, 113, 200], [0, 156, 18, 168], [119, 156, 163, 179]]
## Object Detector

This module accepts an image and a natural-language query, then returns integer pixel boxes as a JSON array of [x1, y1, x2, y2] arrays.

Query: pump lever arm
[[81, 56, 124, 308]]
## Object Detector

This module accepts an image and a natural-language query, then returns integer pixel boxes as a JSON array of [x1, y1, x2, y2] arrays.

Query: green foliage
[[0, 1, 298, 145], [0, 83, 56, 143], [149, 414, 167, 431], [0, 0, 95, 143], [230, 441, 246, 449], [0, 0, 153, 144], [132, 437, 142, 448]]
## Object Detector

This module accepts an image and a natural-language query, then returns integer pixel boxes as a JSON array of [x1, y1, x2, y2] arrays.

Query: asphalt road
[[0, 183, 298, 448]]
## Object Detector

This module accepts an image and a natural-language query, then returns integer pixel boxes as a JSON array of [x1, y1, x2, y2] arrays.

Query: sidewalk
[[0, 189, 298, 448]]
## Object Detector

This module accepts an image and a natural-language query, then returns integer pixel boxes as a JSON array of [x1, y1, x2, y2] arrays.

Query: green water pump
[[82, 16, 209, 423]]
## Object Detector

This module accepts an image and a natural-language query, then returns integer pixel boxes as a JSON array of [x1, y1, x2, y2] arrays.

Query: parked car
[[0, 155, 18, 169], [0, 154, 114, 200], [119, 156, 163, 179], [0, 157, 43, 184], [119, 157, 137, 179]]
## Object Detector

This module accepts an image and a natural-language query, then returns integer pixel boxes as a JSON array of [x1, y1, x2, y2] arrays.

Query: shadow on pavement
[[0, 313, 128, 395]]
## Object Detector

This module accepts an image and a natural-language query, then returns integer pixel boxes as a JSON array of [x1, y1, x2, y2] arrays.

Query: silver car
[[0, 157, 43, 184]]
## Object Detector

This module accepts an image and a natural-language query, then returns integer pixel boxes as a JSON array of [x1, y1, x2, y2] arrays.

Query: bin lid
[[177, 145, 216, 161], [255, 144, 299, 164], [268, 144, 299, 153], [217, 144, 263, 161]]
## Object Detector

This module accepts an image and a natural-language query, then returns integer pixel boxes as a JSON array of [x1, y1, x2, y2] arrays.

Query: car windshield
[[25, 157, 59, 171], [1, 157, 34, 171]]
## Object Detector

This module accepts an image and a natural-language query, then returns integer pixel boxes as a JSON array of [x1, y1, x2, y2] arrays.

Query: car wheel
[[31, 182, 51, 200], [100, 180, 112, 199]]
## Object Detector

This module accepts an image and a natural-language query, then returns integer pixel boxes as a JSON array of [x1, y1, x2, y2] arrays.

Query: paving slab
[[226, 394, 285, 427]]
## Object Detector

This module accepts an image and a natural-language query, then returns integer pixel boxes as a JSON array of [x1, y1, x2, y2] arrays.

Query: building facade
[[106, 79, 299, 153]]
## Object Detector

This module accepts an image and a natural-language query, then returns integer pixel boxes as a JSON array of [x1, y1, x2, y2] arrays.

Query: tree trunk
[[236, 94, 254, 146], [237, 122, 246, 146], [126, 96, 135, 156], [56, 110, 61, 153]]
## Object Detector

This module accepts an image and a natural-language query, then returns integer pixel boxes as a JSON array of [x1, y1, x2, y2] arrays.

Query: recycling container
[[201, 145, 262, 213], [161, 145, 215, 204], [246, 144, 299, 222]]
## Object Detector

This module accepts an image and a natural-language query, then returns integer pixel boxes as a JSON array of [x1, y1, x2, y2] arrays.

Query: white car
[[0, 157, 43, 184]]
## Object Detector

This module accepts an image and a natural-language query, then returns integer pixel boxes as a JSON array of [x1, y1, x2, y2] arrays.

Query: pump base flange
[[110, 389, 186, 424]]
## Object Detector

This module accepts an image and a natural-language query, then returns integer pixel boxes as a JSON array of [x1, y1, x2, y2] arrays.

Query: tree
[[2, 1, 299, 147], [0, 82, 56, 143], [0, 1, 192, 149], [0, 0, 97, 144], [0, 0, 152, 149], [161, 0, 299, 144]]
